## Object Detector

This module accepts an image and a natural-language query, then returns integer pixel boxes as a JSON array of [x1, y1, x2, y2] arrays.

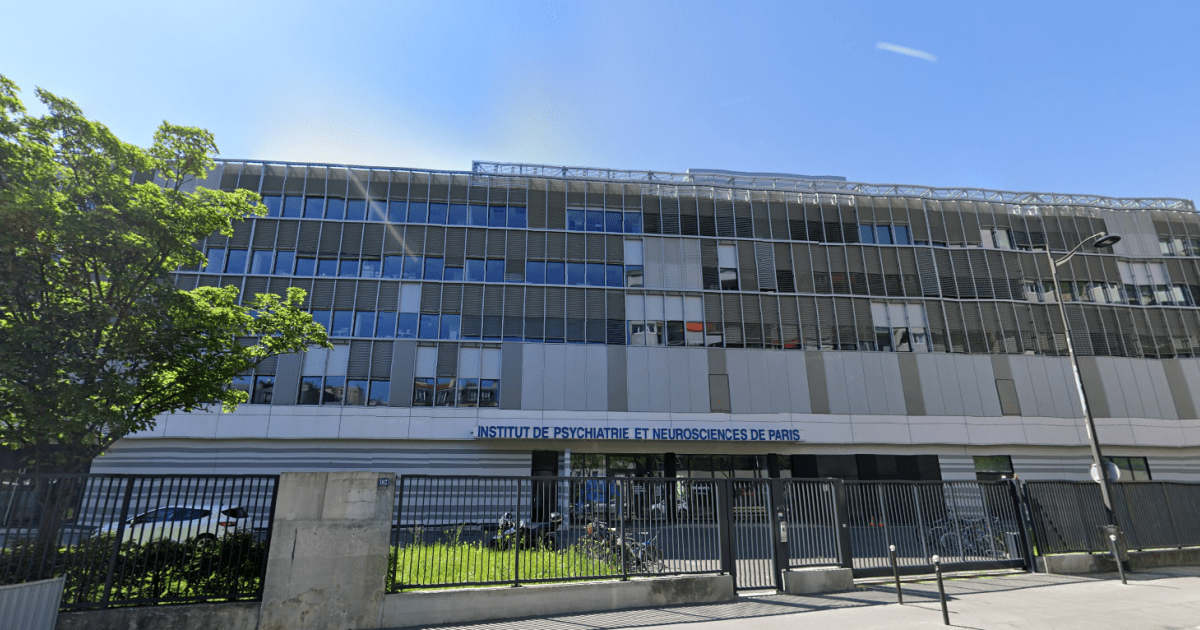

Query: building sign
[[475, 424, 802, 442]]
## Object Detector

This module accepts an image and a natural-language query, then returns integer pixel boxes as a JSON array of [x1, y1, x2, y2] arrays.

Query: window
[[388, 200, 407, 223], [382, 256, 403, 278], [280, 195, 301, 217], [876, 225, 893, 245], [397, 313, 419, 338], [585, 263, 605, 286], [368, 380, 390, 406], [344, 199, 365, 221], [526, 261, 546, 284], [546, 262, 565, 285], [605, 211, 622, 232], [507, 206, 527, 228], [485, 259, 505, 283], [325, 198, 345, 220], [353, 311, 375, 337], [408, 202, 428, 223], [361, 259, 381, 278], [719, 269, 738, 291], [447, 203, 467, 225], [479, 379, 500, 407], [299, 376, 322, 404], [628, 321, 664, 346], [424, 257, 444, 280], [345, 380, 368, 405], [973, 455, 1014, 482], [625, 265, 644, 287], [567, 210, 586, 231], [567, 262, 585, 286], [250, 250, 272, 274], [311, 310, 331, 332], [262, 195, 283, 217], [376, 312, 397, 337], [317, 258, 338, 277], [295, 257, 316, 276], [274, 251, 295, 275], [469, 204, 488, 226], [435, 377, 455, 406], [419, 314, 439, 339], [322, 376, 345, 404], [402, 256, 422, 280], [252, 376, 274, 404], [440, 314, 461, 340], [412, 377, 434, 406], [444, 266, 463, 281], [466, 259, 486, 282], [331, 311, 353, 336], [585, 210, 605, 232], [457, 378, 478, 407], [304, 197, 325, 219], [489, 206, 506, 227], [894, 225, 912, 245], [339, 259, 359, 277], [230, 375, 252, 399], [224, 249, 248, 274], [624, 213, 642, 233], [1106, 456, 1152, 481], [205, 248, 225, 272], [428, 202, 448, 224], [606, 264, 623, 287]]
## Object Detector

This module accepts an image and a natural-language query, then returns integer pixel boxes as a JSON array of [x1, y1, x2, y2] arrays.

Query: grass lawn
[[391, 541, 623, 591]]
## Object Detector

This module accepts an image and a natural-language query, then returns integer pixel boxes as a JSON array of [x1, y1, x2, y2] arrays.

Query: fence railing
[[0, 473, 278, 610], [1026, 481, 1200, 555]]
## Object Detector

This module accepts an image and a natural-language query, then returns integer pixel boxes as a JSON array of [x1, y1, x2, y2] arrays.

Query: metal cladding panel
[[521, 344, 545, 410], [607, 346, 628, 412], [1007, 355, 1043, 419], [823, 352, 852, 415], [586, 345, 608, 411], [1162, 359, 1198, 419], [500, 342, 523, 409], [723, 349, 753, 414], [1078, 357, 1112, 418], [970, 354, 1002, 417], [804, 351, 830, 414], [744, 350, 772, 414], [0, 577, 63, 630], [563, 345, 588, 411], [1025, 357, 1058, 418], [949, 355, 979, 416], [783, 352, 811, 413], [667, 348, 692, 412], [272, 353, 303, 406], [916, 354, 946, 416], [764, 351, 791, 414], [897, 353, 925, 416], [1140, 359, 1177, 420], [647, 347, 672, 413], [860, 353, 890, 415], [542, 345, 566, 410], [686, 348, 710, 412], [626, 346, 651, 412], [388, 341, 417, 407]]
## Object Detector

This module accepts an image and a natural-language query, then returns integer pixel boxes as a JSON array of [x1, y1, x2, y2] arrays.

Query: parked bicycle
[[924, 516, 1008, 559], [577, 517, 667, 573]]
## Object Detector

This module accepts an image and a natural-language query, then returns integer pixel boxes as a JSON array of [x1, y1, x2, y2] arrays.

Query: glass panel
[[230, 375, 252, 398], [311, 310, 331, 332], [419, 314, 439, 339], [361, 259, 381, 278], [624, 213, 642, 233], [368, 380, 390, 406], [440, 314, 461, 339], [894, 225, 912, 245], [375, 311, 397, 337], [322, 376, 345, 404], [262, 195, 282, 217], [507, 206, 527, 228], [250, 250, 273, 274], [859, 224, 875, 244], [388, 200, 407, 223], [402, 256, 422, 279], [252, 376, 275, 404], [466, 259, 486, 282], [224, 249, 248, 273], [205, 248, 225, 272], [368, 200, 387, 222], [408, 201, 428, 223], [424, 257, 444, 280], [435, 377, 456, 406], [606, 264, 624, 287], [485, 260, 505, 283], [479, 379, 500, 407], [326, 198, 346, 220], [447, 203, 468, 225], [383, 255, 404, 278], [605, 211, 622, 232], [877, 225, 893, 245], [489, 206, 506, 227], [444, 266, 464, 281], [567, 210, 586, 231], [546, 262, 565, 284], [331, 311, 353, 336], [567, 262, 586, 286], [667, 321, 686, 346], [304, 197, 325, 219], [428, 202, 448, 224], [295, 257, 316, 276], [345, 199, 366, 221], [274, 251, 295, 275], [626, 265, 644, 287], [397, 313, 418, 338], [339, 259, 359, 276], [585, 263, 605, 286], [585, 210, 605, 232], [526, 260, 546, 284], [299, 376, 322, 404], [317, 259, 338, 276], [412, 378, 434, 406], [469, 204, 488, 226], [354, 311, 375, 337], [457, 378, 479, 407], [346, 380, 368, 405]]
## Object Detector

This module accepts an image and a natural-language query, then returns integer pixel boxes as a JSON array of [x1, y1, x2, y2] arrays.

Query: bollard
[[932, 555, 949, 626], [1108, 534, 1127, 585], [889, 544, 903, 604]]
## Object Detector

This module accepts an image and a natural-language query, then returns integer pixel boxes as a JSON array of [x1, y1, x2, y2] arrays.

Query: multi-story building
[[94, 160, 1200, 483]]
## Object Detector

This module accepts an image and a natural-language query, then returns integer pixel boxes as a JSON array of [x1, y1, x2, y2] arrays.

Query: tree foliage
[[0, 75, 328, 472]]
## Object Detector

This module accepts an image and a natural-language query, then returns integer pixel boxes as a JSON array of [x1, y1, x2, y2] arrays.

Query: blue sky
[[3, 1, 1198, 202]]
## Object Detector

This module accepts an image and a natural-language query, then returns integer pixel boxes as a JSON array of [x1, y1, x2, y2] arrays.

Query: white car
[[98, 505, 249, 544]]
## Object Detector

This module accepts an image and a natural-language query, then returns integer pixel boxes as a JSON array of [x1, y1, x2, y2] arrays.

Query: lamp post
[[1044, 231, 1123, 542]]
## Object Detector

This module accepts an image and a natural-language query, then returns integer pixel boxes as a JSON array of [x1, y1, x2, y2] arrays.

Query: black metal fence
[[0, 474, 278, 610], [1026, 481, 1200, 555]]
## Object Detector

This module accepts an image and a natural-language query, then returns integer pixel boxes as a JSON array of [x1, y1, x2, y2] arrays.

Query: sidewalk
[[393, 567, 1200, 630]]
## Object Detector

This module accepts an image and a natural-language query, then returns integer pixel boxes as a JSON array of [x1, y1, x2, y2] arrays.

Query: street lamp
[[1045, 231, 1122, 547]]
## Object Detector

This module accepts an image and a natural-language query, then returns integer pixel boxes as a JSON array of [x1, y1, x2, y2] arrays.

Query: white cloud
[[876, 42, 938, 63]]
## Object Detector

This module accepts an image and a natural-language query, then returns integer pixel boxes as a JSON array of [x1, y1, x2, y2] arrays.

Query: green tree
[[0, 75, 329, 474]]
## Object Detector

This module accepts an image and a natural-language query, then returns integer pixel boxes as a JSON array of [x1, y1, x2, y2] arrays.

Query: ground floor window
[[564, 452, 941, 481], [1106, 456, 1152, 481], [973, 455, 1015, 482]]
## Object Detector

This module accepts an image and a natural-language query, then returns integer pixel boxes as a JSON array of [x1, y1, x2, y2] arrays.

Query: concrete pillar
[[258, 472, 395, 630]]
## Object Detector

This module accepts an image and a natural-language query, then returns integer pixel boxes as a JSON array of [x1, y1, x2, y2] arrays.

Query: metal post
[[933, 555, 949, 626], [513, 478, 521, 587], [1045, 246, 1122, 552], [889, 544, 903, 604], [717, 479, 736, 581], [831, 479, 853, 569], [1107, 534, 1127, 585], [770, 479, 787, 592], [101, 477, 135, 608]]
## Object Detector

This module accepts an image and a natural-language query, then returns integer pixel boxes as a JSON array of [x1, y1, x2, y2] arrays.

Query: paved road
[[393, 567, 1200, 630]]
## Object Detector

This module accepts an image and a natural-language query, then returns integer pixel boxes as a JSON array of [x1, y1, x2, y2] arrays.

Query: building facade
[[94, 160, 1200, 483]]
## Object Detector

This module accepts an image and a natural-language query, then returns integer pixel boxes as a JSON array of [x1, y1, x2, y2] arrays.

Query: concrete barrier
[[257, 471, 395, 630], [1038, 547, 1200, 574], [382, 575, 737, 628], [56, 602, 259, 630], [782, 567, 854, 594]]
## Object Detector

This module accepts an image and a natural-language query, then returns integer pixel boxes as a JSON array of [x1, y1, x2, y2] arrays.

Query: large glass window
[[310, 310, 331, 332], [339, 259, 359, 277], [295, 257, 316, 276], [435, 377, 456, 406], [367, 200, 387, 221], [205, 248, 225, 272], [586, 210, 605, 232], [345, 199, 366, 221], [317, 259, 338, 277], [567, 210, 586, 231], [876, 225, 893, 245], [361, 259, 381, 278], [397, 313, 419, 338], [624, 213, 642, 233], [467, 259, 486, 282], [526, 261, 546, 284], [507, 206, 527, 228], [973, 455, 1014, 482], [345, 380, 368, 405], [283, 195, 303, 218], [444, 266, 464, 281], [485, 259, 505, 283], [448, 203, 468, 225], [331, 311, 353, 336], [567, 262, 586, 286], [605, 211, 622, 232], [304, 197, 325, 219], [1106, 456, 1152, 481], [224, 249, 248, 274], [894, 225, 913, 245], [327, 198, 346, 220], [859, 224, 876, 244], [322, 376, 345, 404], [383, 255, 404, 278], [585, 263, 605, 286], [376, 311, 397, 337], [489, 206, 506, 227], [368, 380, 390, 406], [408, 201, 428, 223], [428, 202, 448, 224], [606, 264, 624, 287], [299, 376, 322, 404], [412, 378, 434, 406], [440, 314, 461, 340], [388, 200, 407, 223], [479, 379, 500, 407], [419, 314, 439, 339], [469, 205, 488, 226], [252, 376, 274, 404], [250, 251, 272, 274], [424, 257, 444, 280], [402, 256, 422, 279], [546, 262, 566, 285], [274, 251, 295, 275], [262, 195, 283, 218], [353, 311, 375, 337]]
